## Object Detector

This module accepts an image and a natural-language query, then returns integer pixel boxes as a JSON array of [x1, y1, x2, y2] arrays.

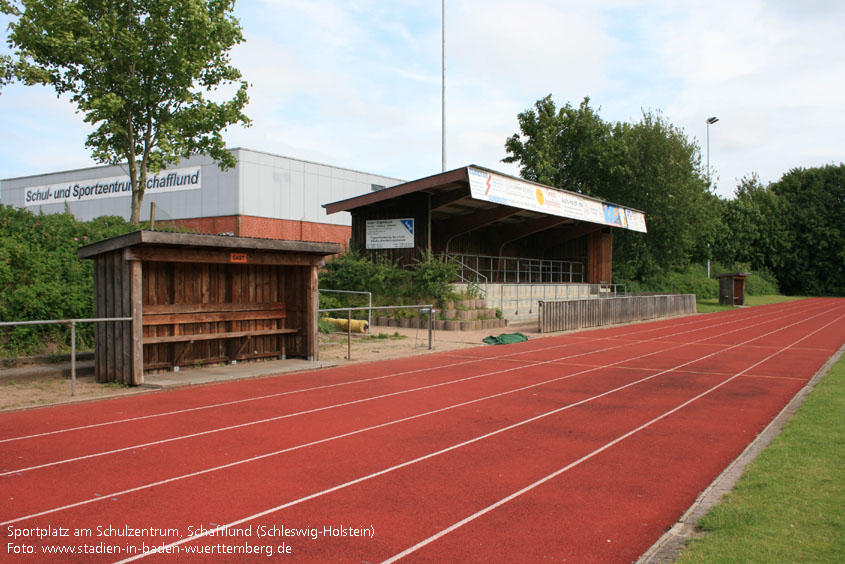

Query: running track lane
[[0, 300, 816, 517], [0, 299, 807, 443], [0, 298, 842, 563]]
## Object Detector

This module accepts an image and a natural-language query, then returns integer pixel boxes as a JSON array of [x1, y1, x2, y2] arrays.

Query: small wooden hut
[[716, 272, 750, 306], [78, 231, 340, 385]]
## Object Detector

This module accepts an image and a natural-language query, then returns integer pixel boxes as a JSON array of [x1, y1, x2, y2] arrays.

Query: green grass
[[696, 295, 808, 314], [675, 353, 845, 564], [361, 332, 406, 341]]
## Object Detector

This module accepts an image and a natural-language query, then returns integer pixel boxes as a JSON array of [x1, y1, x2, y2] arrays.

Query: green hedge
[[0, 205, 167, 357], [621, 263, 781, 299], [318, 250, 458, 315]]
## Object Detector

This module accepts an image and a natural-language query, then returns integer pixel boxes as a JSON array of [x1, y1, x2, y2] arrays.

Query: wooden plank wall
[[538, 294, 696, 333], [718, 276, 733, 306], [350, 193, 430, 264], [587, 230, 613, 284], [142, 262, 306, 369], [93, 251, 134, 384]]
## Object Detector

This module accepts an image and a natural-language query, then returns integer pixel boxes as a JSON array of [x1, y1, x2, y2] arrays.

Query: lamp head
[[706, 116, 719, 125]]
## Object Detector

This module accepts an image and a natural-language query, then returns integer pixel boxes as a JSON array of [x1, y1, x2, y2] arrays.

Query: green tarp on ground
[[482, 333, 529, 345]]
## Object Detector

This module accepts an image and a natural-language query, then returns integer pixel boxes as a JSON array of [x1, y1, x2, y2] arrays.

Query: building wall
[[0, 153, 237, 221], [172, 215, 352, 248], [349, 192, 431, 264], [236, 150, 401, 228], [0, 149, 402, 242]]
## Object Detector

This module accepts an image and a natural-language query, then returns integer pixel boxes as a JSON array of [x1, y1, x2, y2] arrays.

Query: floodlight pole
[[441, 0, 446, 172], [706, 116, 719, 182], [705, 116, 719, 278]]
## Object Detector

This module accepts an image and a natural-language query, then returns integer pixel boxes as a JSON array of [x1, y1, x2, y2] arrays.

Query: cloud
[[2, 0, 842, 200], [640, 0, 845, 193]]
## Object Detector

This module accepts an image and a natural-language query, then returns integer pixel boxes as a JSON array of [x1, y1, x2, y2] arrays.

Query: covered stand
[[324, 166, 648, 285]]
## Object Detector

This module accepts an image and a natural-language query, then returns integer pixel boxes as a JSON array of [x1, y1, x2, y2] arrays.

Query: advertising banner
[[467, 167, 647, 233]]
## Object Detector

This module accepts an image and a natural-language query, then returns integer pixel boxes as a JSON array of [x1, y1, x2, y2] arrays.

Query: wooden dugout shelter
[[78, 231, 340, 385], [324, 166, 648, 284], [717, 272, 750, 307]]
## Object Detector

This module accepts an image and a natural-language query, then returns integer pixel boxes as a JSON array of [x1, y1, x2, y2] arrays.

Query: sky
[[1, 0, 844, 199]]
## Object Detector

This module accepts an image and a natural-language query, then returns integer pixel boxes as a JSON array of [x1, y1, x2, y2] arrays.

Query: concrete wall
[[453, 283, 594, 322]]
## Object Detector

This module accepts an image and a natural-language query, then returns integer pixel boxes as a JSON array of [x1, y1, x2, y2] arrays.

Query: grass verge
[[697, 295, 808, 313], [674, 351, 845, 564]]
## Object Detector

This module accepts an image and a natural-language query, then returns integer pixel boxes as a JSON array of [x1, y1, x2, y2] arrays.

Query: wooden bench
[[142, 302, 298, 369]]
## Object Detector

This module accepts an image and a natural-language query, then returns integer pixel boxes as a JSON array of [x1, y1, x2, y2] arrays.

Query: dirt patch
[[316, 325, 514, 364], [0, 374, 145, 412]]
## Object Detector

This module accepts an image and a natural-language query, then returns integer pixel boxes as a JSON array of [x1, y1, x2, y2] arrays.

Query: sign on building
[[366, 218, 415, 249], [23, 166, 202, 207]]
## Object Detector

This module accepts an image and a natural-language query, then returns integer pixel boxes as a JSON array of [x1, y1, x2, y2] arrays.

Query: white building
[[0, 148, 403, 246]]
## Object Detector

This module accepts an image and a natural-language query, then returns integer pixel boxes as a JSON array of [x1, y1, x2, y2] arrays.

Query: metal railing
[[442, 254, 488, 297], [0, 317, 132, 396], [317, 304, 435, 360], [440, 253, 585, 285], [591, 284, 627, 298], [318, 288, 373, 331]]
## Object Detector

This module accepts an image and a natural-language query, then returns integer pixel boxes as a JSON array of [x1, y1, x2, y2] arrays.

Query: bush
[[621, 262, 782, 299], [621, 264, 718, 298], [0, 205, 182, 357], [745, 270, 780, 296], [319, 250, 458, 311], [320, 250, 406, 299], [409, 250, 458, 302], [318, 317, 338, 333]]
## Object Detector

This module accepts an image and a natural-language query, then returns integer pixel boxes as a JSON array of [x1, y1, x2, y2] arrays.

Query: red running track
[[1, 298, 844, 563]]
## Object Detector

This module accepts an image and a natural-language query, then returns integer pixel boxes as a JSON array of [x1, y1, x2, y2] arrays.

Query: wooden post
[[130, 259, 144, 386], [307, 264, 319, 361], [95, 256, 106, 382]]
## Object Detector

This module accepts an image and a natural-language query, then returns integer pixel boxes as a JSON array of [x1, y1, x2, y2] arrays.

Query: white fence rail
[[538, 294, 696, 333]]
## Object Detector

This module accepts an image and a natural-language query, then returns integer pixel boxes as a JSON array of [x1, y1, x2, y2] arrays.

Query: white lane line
[[111, 308, 843, 563], [0, 342, 711, 527], [0, 298, 809, 443], [3, 302, 833, 525], [379, 313, 844, 563], [0, 342, 659, 476], [2, 300, 818, 476]]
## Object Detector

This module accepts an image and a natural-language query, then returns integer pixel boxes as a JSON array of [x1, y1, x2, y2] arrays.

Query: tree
[[603, 112, 717, 280], [5, 0, 250, 223], [0, 1, 18, 91], [712, 174, 788, 274], [503, 96, 611, 196], [770, 164, 845, 295], [504, 96, 717, 280], [0, 53, 10, 90]]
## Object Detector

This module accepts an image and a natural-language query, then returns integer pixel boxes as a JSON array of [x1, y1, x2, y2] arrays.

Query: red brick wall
[[168, 215, 351, 248], [171, 216, 238, 236]]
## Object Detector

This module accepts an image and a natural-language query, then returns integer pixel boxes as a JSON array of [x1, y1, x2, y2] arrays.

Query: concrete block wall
[[453, 283, 594, 322]]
